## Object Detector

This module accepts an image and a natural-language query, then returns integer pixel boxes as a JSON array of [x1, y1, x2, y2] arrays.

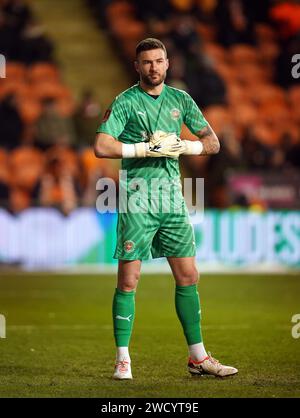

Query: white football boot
[[113, 360, 132, 380], [188, 354, 238, 378]]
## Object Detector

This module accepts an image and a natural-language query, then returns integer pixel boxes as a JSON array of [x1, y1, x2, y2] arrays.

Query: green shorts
[[114, 195, 196, 261]]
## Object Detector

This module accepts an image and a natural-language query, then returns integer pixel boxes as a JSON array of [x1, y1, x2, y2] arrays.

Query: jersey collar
[[138, 82, 166, 102]]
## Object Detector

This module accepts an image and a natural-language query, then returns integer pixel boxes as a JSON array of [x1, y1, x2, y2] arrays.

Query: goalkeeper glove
[[122, 130, 182, 158]]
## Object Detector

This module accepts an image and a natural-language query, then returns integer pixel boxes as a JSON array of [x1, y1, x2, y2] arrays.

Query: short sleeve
[[96, 95, 130, 139], [183, 93, 208, 135]]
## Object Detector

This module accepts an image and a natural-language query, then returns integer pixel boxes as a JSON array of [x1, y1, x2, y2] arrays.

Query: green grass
[[0, 273, 300, 398]]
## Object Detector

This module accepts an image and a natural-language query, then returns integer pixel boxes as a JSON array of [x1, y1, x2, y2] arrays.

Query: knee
[[177, 267, 199, 286], [118, 271, 140, 292]]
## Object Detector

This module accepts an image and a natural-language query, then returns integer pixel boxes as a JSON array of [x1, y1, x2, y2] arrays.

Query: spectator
[[1, 0, 32, 33], [205, 126, 244, 206], [242, 128, 274, 169], [0, 94, 24, 150], [169, 12, 201, 55], [0, 10, 19, 59], [215, 0, 256, 47], [18, 16, 54, 64], [35, 98, 76, 149], [74, 90, 101, 149], [185, 54, 227, 108], [33, 156, 80, 215]]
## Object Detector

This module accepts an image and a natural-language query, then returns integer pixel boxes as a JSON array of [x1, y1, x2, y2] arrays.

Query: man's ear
[[166, 58, 169, 71], [134, 60, 140, 74]]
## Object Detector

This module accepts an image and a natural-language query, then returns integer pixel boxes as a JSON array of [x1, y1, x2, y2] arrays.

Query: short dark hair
[[135, 38, 167, 58]]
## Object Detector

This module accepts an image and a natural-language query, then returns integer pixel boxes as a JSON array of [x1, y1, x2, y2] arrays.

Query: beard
[[140, 71, 166, 87]]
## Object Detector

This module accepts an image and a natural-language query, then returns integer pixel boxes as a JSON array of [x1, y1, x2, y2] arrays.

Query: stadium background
[[0, 0, 300, 398]]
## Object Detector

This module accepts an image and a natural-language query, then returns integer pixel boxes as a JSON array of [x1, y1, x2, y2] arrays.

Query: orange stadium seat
[[234, 63, 270, 86], [110, 18, 146, 41], [196, 22, 216, 42], [9, 147, 44, 190], [204, 43, 227, 64], [283, 123, 300, 144], [230, 44, 259, 65], [215, 62, 236, 83], [252, 122, 281, 146], [9, 187, 32, 213], [56, 97, 76, 117], [203, 105, 232, 135], [0, 148, 9, 184], [81, 148, 119, 180], [28, 63, 60, 83], [106, 1, 135, 21], [288, 85, 300, 107], [257, 41, 279, 65], [258, 102, 291, 129], [46, 146, 79, 177], [255, 24, 276, 42], [5, 63, 27, 82], [248, 84, 287, 107], [31, 81, 72, 101], [226, 82, 251, 106], [288, 86, 300, 124], [170, 0, 194, 12], [0, 80, 30, 100], [180, 124, 200, 142], [17, 98, 42, 125], [231, 103, 258, 128], [290, 107, 300, 125]]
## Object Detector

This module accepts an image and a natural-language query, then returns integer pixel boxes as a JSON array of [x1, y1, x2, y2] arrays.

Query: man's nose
[[150, 63, 157, 71]]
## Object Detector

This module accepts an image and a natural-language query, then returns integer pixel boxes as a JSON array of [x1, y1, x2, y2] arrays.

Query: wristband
[[182, 140, 203, 155], [122, 142, 149, 158]]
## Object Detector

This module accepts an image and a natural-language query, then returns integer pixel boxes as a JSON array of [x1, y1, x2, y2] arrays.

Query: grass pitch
[[0, 272, 299, 398]]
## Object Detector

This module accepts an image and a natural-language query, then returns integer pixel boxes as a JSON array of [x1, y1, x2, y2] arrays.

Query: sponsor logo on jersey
[[170, 108, 181, 120], [102, 109, 111, 122], [124, 240, 135, 253]]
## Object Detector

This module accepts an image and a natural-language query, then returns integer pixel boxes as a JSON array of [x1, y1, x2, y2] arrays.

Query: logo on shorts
[[124, 240, 135, 253], [170, 108, 181, 120]]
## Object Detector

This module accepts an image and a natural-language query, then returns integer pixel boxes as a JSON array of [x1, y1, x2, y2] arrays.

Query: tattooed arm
[[171, 124, 220, 157], [195, 124, 220, 155]]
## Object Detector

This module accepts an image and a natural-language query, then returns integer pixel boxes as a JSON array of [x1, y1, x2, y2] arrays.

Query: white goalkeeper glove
[[166, 139, 204, 157], [122, 130, 182, 158]]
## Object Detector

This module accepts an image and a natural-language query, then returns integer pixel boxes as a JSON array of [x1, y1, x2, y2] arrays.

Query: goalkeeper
[[94, 38, 238, 379]]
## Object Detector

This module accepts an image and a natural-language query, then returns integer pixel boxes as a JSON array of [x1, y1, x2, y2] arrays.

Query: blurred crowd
[[1, 0, 300, 213], [0, 0, 120, 214], [89, 0, 300, 207]]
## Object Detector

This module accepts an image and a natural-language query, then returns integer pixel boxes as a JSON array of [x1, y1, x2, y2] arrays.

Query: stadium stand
[[0, 0, 299, 213], [87, 0, 300, 207]]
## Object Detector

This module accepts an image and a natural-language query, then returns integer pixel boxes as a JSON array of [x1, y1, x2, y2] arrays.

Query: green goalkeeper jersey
[[97, 83, 208, 181]]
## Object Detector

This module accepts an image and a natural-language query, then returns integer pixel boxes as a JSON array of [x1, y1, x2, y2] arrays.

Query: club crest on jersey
[[170, 108, 181, 120], [124, 240, 135, 253]]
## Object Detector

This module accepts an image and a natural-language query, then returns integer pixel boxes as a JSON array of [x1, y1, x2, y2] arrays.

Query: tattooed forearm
[[197, 126, 213, 139], [196, 126, 220, 155]]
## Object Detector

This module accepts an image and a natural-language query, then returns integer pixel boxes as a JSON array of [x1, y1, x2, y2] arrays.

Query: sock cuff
[[176, 283, 197, 293], [115, 288, 135, 296]]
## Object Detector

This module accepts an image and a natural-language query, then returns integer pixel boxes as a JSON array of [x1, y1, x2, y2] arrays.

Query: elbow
[[213, 139, 220, 154], [94, 141, 105, 158], [210, 136, 220, 155]]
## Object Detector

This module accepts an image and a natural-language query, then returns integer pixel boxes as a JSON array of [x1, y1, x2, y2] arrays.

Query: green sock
[[112, 288, 135, 347], [175, 284, 202, 345]]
